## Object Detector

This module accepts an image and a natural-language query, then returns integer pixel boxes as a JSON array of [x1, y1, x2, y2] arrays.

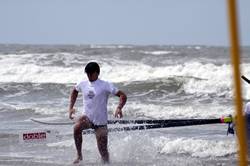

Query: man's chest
[[82, 85, 106, 100]]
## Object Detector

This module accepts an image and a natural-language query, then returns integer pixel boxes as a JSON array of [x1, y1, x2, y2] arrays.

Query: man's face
[[87, 72, 99, 82]]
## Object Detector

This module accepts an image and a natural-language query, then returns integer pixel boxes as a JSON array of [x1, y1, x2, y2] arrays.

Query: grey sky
[[0, 0, 249, 46]]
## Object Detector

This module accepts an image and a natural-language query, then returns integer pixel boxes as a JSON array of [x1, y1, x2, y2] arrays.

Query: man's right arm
[[69, 88, 78, 119]]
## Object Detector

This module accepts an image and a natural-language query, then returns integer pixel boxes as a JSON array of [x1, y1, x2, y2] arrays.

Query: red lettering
[[23, 132, 47, 140]]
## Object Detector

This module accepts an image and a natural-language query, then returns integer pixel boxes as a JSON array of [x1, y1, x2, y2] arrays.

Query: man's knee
[[74, 115, 91, 133], [95, 127, 108, 139]]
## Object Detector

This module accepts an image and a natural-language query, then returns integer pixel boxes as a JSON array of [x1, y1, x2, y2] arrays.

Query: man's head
[[85, 62, 100, 82]]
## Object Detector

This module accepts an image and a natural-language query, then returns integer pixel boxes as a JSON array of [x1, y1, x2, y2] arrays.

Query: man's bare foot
[[102, 160, 110, 165], [73, 156, 82, 164]]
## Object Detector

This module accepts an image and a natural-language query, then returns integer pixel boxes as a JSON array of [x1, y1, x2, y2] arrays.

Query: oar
[[107, 117, 231, 124], [241, 75, 250, 84]]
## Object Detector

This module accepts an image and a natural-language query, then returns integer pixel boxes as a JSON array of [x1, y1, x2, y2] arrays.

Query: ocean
[[0, 44, 250, 165]]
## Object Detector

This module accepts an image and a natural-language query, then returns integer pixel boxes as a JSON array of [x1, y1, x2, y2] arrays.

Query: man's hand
[[115, 107, 123, 118], [69, 108, 76, 120], [115, 90, 126, 118]]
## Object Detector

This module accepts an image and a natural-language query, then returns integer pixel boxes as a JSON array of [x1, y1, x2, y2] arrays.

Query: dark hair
[[85, 62, 100, 74]]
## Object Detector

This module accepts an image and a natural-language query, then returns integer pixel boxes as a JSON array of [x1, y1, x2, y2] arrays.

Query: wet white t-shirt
[[75, 79, 118, 125], [245, 102, 250, 115]]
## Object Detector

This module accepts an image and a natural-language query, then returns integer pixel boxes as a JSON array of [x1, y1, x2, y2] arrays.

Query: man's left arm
[[114, 90, 127, 118]]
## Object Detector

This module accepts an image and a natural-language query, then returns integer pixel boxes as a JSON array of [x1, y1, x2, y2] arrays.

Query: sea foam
[[154, 137, 236, 158], [1, 53, 250, 99]]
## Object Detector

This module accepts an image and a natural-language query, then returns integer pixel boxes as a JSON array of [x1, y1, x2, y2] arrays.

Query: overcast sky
[[0, 0, 249, 46]]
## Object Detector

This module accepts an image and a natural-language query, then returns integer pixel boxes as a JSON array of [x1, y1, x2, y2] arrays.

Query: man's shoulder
[[246, 102, 250, 107], [98, 79, 112, 85], [76, 80, 88, 86]]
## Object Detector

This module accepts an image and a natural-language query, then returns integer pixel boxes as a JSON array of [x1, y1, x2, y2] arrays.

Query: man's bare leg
[[95, 126, 109, 164], [73, 116, 91, 164]]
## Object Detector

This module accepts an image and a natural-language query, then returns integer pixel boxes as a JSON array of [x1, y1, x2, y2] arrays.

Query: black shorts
[[91, 123, 107, 130]]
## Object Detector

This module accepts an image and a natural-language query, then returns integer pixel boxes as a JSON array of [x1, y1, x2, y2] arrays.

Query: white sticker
[[19, 130, 59, 143]]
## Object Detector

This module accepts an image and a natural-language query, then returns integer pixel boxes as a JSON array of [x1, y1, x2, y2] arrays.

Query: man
[[241, 75, 250, 156], [68, 62, 127, 164], [244, 102, 250, 150]]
